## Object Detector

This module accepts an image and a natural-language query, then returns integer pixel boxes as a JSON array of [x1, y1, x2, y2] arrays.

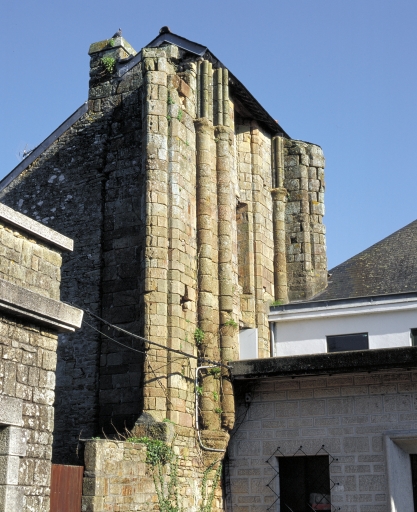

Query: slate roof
[[311, 219, 417, 301]]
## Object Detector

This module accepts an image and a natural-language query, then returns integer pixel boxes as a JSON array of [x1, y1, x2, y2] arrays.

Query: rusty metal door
[[50, 464, 83, 512]]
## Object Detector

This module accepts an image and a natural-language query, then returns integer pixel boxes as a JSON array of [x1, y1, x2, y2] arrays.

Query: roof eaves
[[0, 102, 88, 192], [271, 290, 417, 314]]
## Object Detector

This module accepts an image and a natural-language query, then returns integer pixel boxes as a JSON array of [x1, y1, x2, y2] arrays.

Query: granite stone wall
[[0, 315, 57, 512], [284, 139, 327, 301], [228, 370, 417, 511], [0, 207, 82, 512], [0, 221, 62, 300]]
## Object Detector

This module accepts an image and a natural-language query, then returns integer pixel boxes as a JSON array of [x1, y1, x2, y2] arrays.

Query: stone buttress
[[0, 30, 328, 510]]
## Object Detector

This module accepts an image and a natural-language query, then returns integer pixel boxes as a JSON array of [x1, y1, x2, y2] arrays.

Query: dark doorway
[[279, 455, 331, 512]]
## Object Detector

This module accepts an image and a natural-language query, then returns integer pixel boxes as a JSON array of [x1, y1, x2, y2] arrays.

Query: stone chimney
[[88, 35, 137, 88]]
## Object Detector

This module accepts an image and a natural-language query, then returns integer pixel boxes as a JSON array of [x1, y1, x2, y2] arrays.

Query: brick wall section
[[0, 314, 57, 512], [228, 370, 417, 511], [0, 222, 61, 300]]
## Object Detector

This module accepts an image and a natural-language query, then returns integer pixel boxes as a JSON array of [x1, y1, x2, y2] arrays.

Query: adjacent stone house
[[0, 203, 82, 511], [228, 220, 417, 511]]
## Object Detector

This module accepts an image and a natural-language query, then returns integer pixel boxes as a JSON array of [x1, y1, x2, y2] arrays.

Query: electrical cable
[[83, 317, 146, 355], [81, 307, 230, 369]]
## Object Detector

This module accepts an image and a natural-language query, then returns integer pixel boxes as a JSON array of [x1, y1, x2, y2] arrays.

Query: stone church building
[[0, 28, 328, 510]]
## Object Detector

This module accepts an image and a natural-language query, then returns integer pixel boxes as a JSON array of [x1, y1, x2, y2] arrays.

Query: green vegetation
[[194, 327, 205, 345], [130, 437, 181, 511], [101, 56, 116, 74], [208, 367, 221, 377]]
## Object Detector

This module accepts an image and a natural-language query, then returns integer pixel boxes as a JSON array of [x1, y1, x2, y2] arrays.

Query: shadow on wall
[[0, 88, 146, 464]]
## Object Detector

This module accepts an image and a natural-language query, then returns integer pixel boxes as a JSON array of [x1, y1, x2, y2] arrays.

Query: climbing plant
[[128, 436, 182, 512], [199, 460, 223, 512], [125, 436, 222, 512]]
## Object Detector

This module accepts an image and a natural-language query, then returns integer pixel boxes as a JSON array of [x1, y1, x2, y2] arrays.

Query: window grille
[[266, 445, 340, 512]]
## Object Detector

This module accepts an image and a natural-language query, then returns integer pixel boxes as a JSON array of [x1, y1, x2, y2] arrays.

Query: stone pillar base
[[132, 414, 175, 443]]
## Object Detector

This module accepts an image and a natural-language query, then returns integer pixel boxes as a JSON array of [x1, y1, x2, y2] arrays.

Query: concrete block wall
[[228, 370, 417, 512]]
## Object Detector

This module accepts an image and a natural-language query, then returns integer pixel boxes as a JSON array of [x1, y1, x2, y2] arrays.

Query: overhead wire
[[77, 306, 230, 369]]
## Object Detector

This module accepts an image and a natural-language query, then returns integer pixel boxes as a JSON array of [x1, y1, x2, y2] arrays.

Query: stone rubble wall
[[228, 370, 417, 511], [0, 42, 147, 462], [0, 107, 108, 463], [82, 440, 153, 511]]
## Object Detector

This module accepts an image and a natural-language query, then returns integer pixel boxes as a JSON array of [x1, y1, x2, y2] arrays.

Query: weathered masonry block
[[0, 203, 82, 512]]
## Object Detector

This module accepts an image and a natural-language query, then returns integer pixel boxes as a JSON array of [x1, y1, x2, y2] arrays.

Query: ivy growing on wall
[[126, 436, 222, 512]]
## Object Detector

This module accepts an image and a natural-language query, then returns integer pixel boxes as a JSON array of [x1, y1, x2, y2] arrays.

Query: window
[[411, 329, 417, 347], [327, 333, 368, 353], [279, 456, 331, 511]]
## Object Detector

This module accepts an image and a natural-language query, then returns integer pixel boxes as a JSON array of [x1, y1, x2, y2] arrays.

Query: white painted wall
[[270, 298, 417, 357]]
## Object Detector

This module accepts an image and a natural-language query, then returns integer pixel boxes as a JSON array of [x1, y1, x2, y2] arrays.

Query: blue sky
[[1, 0, 416, 269]]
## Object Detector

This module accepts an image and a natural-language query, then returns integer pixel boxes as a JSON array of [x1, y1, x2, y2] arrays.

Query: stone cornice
[[0, 278, 83, 333]]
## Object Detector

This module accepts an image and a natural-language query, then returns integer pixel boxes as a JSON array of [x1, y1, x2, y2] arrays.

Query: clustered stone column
[[141, 48, 170, 422], [271, 136, 288, 303], [194, 62, 239, 447]]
